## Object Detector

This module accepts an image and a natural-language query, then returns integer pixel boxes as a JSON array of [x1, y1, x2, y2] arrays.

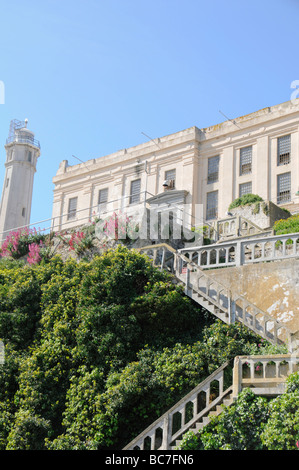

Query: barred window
[[206, 191, 218, 220], [277, 172, 291, 204], [67, 197, 78, 220], [130, 179, 141, 204], [98, 188, 108, 214], [239, 182, 252, 197], [277, 135, 291, 166], [207, 156, 219, 184], [165, 169, 176, 188], [240, 146, 252, 175]]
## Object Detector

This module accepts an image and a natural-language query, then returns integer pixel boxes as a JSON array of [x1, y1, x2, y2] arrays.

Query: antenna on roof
[[141, 132, 161, 149], [71, 155, 89, 170], [219, 110, 241, 129]]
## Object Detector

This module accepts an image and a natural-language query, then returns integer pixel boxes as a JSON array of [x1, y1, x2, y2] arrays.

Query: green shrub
[[0, 245, 293, 450], [273, 214, 299, 235], [228, 194, 263, 211]]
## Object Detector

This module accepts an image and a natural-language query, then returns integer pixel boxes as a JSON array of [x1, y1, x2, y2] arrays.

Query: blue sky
[[0, 0, 299, 225]]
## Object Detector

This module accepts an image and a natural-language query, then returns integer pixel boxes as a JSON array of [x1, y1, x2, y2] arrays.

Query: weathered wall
[[207, 258, 299, 335], [230, 201, 290, 230]]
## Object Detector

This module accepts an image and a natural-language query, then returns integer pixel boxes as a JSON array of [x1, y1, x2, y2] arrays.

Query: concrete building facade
[[52, 99, 299, 233]]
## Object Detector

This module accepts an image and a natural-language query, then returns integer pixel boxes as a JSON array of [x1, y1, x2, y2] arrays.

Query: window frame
[[206, 190, 218, 220], [67, 196, 78, 220], [164, 169, 176, 188], [277, 134, 291, 166], [277, 172, 291, 204], [98, 188, 109, 214], [239, 181, 252, 197], [129, 178, 141, 205], [207, 156, 220, 184], [240, 146, 252, 176]]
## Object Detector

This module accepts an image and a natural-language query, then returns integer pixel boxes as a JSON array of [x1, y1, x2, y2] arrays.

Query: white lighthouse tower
[[0, 119, 41, 240]]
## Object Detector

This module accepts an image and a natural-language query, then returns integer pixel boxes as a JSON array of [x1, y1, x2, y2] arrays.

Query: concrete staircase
[[121, 240, 299, 450], [137, 242, 298, 353], [123, 354, 298, 450]]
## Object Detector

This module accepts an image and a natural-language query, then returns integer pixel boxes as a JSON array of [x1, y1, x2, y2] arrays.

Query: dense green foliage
[[273, 214, 299, 235], [228, 193, 263, 210], [178, 371, 299, 450], [0, 246, 294, 450]]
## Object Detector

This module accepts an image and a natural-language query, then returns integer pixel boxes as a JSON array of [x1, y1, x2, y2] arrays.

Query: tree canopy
[[0, 245, 296, 450]]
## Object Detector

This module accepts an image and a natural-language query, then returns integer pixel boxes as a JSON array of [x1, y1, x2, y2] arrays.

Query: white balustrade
[[179, 232, 299, 269], [124, 354, 298, 450]]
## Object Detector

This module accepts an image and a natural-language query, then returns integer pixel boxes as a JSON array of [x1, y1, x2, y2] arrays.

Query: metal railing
[[6, 135, 41, 149], [0, 191, 207, 243]]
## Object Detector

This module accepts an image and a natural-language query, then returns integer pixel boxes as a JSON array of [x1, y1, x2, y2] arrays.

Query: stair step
[[223, 397, 234, 406], [202, 416, 210, 425], [194, 422, 204, 431]]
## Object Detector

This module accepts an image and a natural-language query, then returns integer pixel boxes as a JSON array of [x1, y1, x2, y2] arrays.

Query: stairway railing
[[123, 354, 298, 450], [137, 244, 296, 352], [123, 361, 232, 450], [178, 231, 299, 269]]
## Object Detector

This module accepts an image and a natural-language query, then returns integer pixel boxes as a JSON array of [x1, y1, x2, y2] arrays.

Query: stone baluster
[[160, 247, 166, 270], [282, 239, 286, 257], [207, 249, 211, 266]]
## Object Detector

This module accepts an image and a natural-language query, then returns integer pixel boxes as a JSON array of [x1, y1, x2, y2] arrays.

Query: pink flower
[[27, 243, 41, 265]]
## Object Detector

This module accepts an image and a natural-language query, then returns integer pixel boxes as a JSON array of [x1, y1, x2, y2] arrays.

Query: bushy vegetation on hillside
[[0, 245, 295, 450], [228, 194, 263, 210], [273, 214, 299, 235]]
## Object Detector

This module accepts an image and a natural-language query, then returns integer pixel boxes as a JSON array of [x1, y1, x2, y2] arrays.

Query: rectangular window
[[206, 191, 218, 220], [277, 172, 291, 204], [207, 156, 220, 184], [67, 197, 78, 220], [277, 135, 291, 166], [240, 146, 252, 175], [130, 179, 141, 204], [98, 188, 108, 214], [164, 169, 176, 188], [239, 182, 252, 197]]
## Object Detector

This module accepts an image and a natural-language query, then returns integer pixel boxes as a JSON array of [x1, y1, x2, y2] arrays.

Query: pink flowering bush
[[69, 230, 94, 254], [27, 242, 43, 265], [0, 227, 46, 260], [98, 212, 138, 243], [57, 228, 95, 255], [104, 212, 129, 240]]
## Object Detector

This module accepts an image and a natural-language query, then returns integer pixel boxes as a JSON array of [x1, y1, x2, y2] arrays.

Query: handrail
[[137, 243, 177, 254], [123, 360, 231, 450], [0, 191, 152, 242], [138, 244, 296, 352], [6, 135, 41, 149], [178, 231, 299, 269], [123, 354, 298, 450]]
